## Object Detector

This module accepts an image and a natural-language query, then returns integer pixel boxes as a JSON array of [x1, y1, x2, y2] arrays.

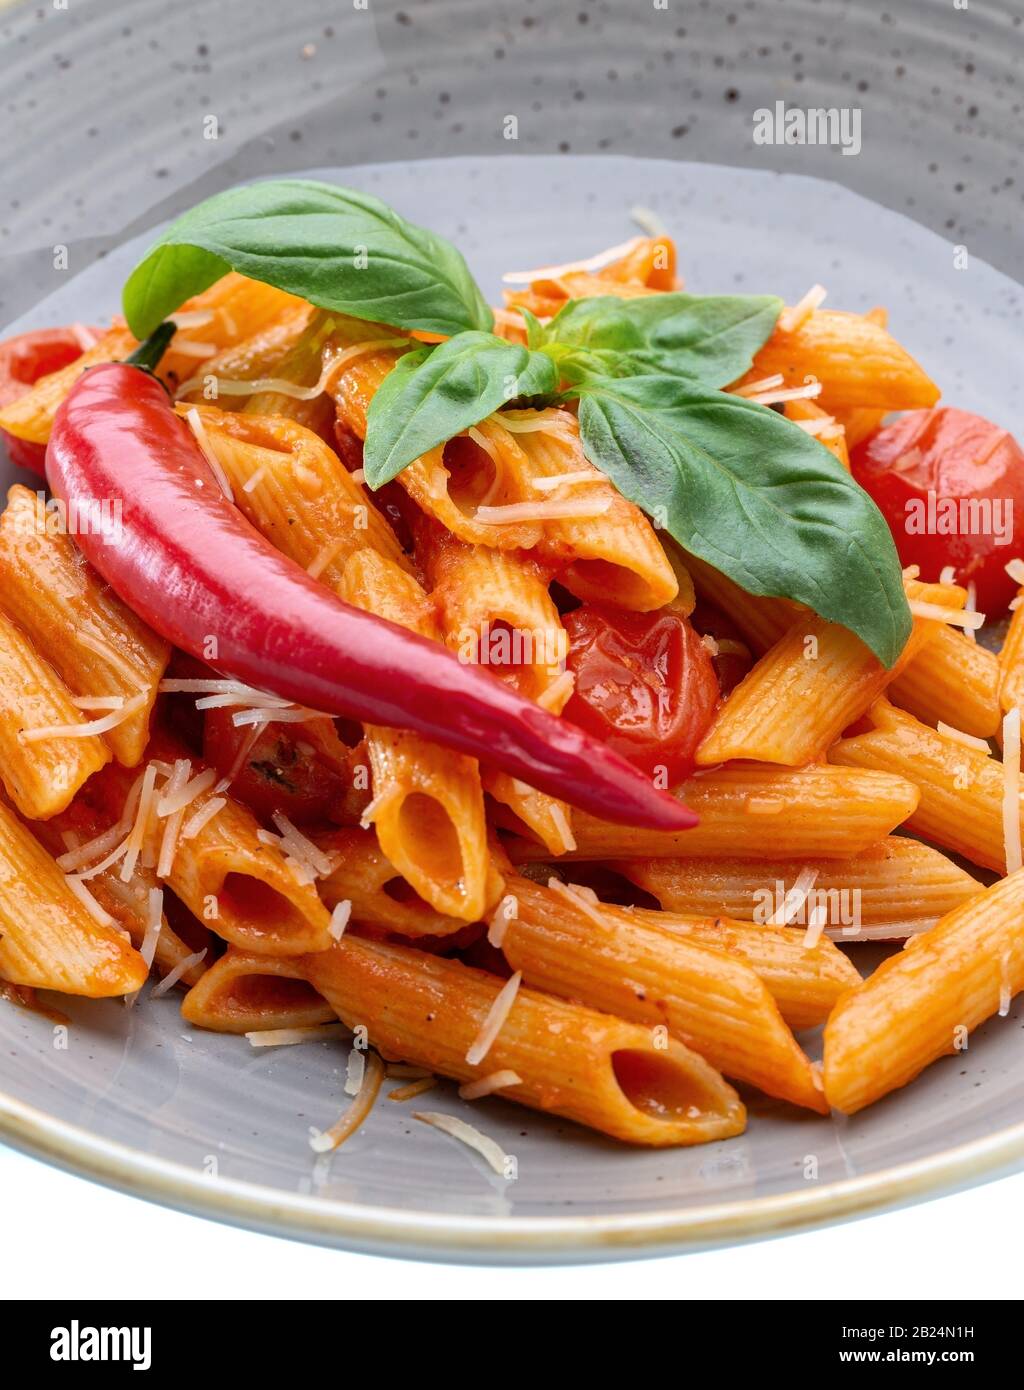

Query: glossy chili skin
[[0, 327, 93, 475], [563, 604, 719, 783], [852, 406, 1024, 616], [46, 362, 696, 830]]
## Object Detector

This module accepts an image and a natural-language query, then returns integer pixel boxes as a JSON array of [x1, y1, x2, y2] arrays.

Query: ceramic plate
[[2, 152, 1024, 1262]]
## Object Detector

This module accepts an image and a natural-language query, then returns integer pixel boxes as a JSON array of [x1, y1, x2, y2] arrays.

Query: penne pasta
[[302, 933, 746, 1147], [175, 404, 411, 585], [615, 837, 984, 945], [0, 798, 147, 997], [508, 763, 920, 861], [499, 878, 827, 1110], [891, 623, 1000, 739], [829, 698, 1014, 873], [181, 948, 335, 1033], [0, 608, 110, 819], [0, 483, 170, 766], [736, 308, 940, 412], [341, 548, 491, 922], [824, 869, 1024, 1113], [695, 579, 965, 766]]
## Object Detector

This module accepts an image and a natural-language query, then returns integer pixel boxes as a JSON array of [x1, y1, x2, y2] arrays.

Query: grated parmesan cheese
[[272, 810, 336, 877], [19, 691, 147, 743], [937, 722, 992, 755], [120, 763, 159, 884], [530, 470, 604, 492], [64, 873, 116, 928], [387, 1077, 438, 1102], [1005, 558, 1024, 587], [246, 1024, 347, 1047], [328, 900, 352, 940], [473, 498, 612, 525], [502, 236, 643, 285], [548, 802, 577, 854], [150, 947, 208, 999], [185, 407, 235, 502], [908, 600, 985, 631], [940, 565, 958, 586], [778, 283, 828, 334], [458, 1069, 523, 1101], [465, 971, 523, 1066], [309, 1049, 384, 1153], [345, 1046, 366, 1096], [742, 380, 823, 407], [546, 876, 609, 927], [536, 669, 575, 711], [181, 796, 226, 842], [767, 866, 818, 926], [487, 894, 518, 948], [412, 1111, 511, 1177]]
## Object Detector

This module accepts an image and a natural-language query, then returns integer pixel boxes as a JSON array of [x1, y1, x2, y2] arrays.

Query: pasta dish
[[0, 179, 1020, 1168]]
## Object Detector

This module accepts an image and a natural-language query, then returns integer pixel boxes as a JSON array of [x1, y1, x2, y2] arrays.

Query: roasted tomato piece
[[852, 406, 1024, 616], [562, 604, 719, 783]]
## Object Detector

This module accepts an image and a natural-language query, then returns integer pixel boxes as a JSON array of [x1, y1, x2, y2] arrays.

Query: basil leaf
[[538, 293, 782, 388], [123, 179, 493, 340], [363, 332, 559, 488], [576, 375, 911, 667]]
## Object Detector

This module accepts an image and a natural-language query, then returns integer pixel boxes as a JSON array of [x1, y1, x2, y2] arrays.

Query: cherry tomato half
[[203, 707, 348, 825], [852, 406, 1024, 616], [562, 604, 719, 783], [0, 326, 96, 476]]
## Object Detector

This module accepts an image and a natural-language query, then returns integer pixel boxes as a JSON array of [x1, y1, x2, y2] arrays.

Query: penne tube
[[998, 585, 1024, 717], [0, 798, 147, 997], [696, 579, 965, 767], [824, 869, 1024, 1114], [32, 806, 208, 987], [303, 934, 746, 1147], [315, 825, 504, 939], [829, 698, 1014, 873], [499, 878, 827, 1111], [0, 483, 170, 766], [507, 763, 920, 861], [0, 608, 110, 819], [181, 948, 335, 1033], [616, 837, 983, 945], [330, 352, 677, 609], [736, 309, 939, 412], [417, 519, 575, 852], [419, 523, 568, 705], [891, 624, 1000, 739], [691, 548, 1000, 739], [601, 906, 862, 1030], [342, 548, 491, 922], [174, 301, 319, 405], [238, 308, 337, 435], [176, 404, 411, 584], [686, 552, 801, 654], [86, 739, 334, 955]]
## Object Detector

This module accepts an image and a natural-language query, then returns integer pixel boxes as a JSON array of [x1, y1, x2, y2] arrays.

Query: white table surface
[[3, 1141, 1020, 1299]]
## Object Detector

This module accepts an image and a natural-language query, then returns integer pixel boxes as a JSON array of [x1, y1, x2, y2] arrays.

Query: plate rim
[[4, 1088, 1024, 1261]]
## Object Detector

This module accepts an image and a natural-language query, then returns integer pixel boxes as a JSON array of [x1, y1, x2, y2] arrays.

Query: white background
[[4, 1142, 1021, 1299]]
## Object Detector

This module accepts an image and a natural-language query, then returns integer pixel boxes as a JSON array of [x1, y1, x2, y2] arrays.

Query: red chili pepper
[[0, 326, 96, 476], [45, 332, 696, 830]]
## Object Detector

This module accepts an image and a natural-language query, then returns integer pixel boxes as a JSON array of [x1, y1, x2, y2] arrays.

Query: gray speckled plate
[[2, 153, 1024, 1262]]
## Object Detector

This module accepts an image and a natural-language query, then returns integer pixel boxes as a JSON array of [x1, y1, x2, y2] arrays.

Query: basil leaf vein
[[575, 374, 911, 666], [123, 179, 493, 340], [363, 332, 559, 489]]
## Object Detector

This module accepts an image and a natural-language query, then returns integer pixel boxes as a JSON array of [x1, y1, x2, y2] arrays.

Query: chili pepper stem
[[125, 321, 177, 373]]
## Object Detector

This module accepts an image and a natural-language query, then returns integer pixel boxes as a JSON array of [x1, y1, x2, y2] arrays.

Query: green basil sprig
[[528, 292, 783, 388], [574, 374, 911, 666], [122, 180, 492, 340], [363, 333, 559, 488]]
